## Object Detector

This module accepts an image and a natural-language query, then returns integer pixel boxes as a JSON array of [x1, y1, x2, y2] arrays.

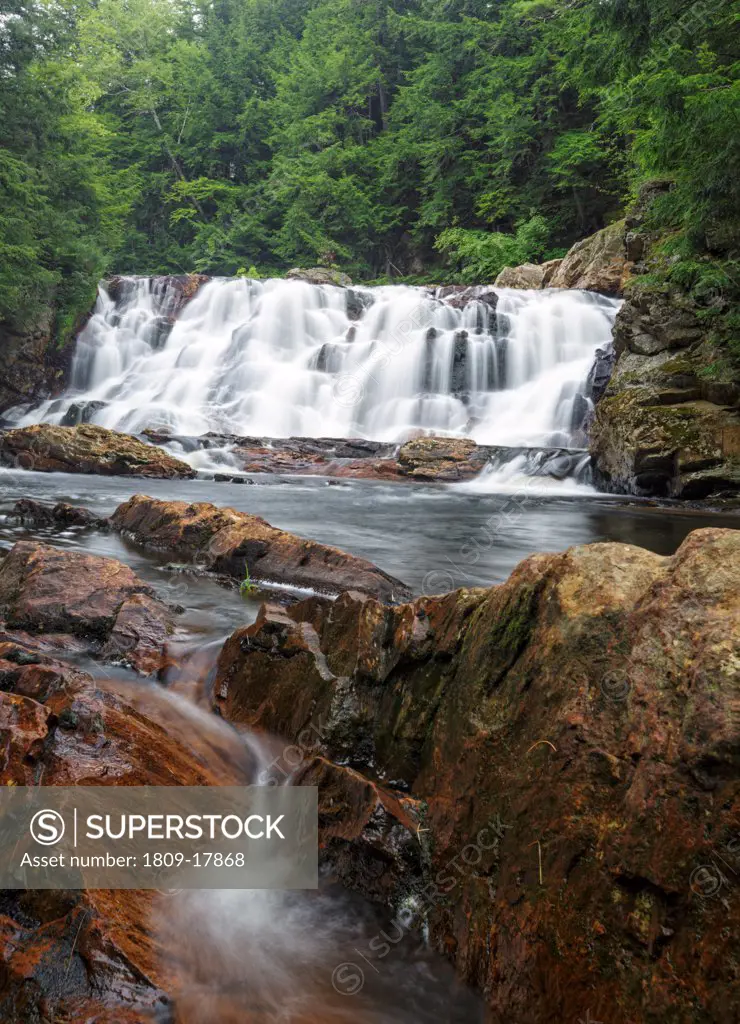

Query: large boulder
[[110, 494, 411, 603], [494, 260, 562, 290], [0, 541, 176, 674], [286, 267, 353, 287], [213, 528, 740, 1023], [396, 436, 485, 481], [0, 423, 195, 478], [591, 387, 740, 498], [494, 222, 630, 295], [548, 220, 630, 294], [613, 288, 704, 358]]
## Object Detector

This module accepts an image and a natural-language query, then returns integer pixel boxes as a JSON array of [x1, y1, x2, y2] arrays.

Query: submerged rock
[[0, 542, 175, 674], [110, 494, 411, 603], [213, 528, 740, 1023], [0, 423, 195, 479], [12, 497, 109, 530]]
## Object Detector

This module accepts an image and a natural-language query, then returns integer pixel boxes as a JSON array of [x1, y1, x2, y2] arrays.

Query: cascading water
[[13, 276, 619, 449]]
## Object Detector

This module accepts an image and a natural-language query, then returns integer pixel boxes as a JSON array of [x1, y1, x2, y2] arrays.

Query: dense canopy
[[1, 0, 738, 335]]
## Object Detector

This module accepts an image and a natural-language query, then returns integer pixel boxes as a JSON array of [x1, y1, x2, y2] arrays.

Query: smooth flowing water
[[11, 277, 619, 448]]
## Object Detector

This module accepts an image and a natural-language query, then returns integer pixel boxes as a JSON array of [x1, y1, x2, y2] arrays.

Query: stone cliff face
[[0, 309, 75, 420], [213, 527, 740, 1023], [589, 189, 740, 499]]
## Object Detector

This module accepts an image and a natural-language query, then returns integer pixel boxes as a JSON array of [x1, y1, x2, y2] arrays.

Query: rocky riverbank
[[0, 489, 737, 1021], [0, 422, 594, 486], [214, 526, 740, 1023]]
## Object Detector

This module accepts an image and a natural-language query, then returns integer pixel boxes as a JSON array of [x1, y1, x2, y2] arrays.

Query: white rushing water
[[13, 276, 619, 448]]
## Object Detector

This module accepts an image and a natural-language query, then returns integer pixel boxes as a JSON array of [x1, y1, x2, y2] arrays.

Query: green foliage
[[435, 217, 550, 283], [0, 0, 737, 337]]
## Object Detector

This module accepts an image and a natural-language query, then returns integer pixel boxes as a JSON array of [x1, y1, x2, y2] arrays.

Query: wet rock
[[0, 423, 195, 479], [143, 314, 176, 350], [12, 498, 109, 530], [311, 342, 344, 373], [286, 267, 353, 287], [346, 288, 374, 320], [295, 756, 424, 906], [213, 528, 740, 1024], [110, 494, 411, 604], [439, 287, 499, 312], [450, 332, 469, 398], [591, 390, 740, 497], [0, 305, 76, 419], [60, 399, 108, 426], [586, 343, 616, 404], [396, 436, 482, 481], [591, 338, 740, 497], [0, 542, 175, 674], [106, 274, 209, 317], [569, 392, 593, 437], [0, 633, 245, 1022]]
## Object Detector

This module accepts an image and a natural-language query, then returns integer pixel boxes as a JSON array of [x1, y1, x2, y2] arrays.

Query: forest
[[1, 0, 738, 339]]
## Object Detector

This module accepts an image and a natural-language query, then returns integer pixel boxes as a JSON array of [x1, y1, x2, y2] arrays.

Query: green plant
[[239, 561, 259, 595]]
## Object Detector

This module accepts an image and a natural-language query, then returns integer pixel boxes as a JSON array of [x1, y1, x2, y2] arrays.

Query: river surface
[[1, 467, 738, 1023], [1, 469, 737, 638]]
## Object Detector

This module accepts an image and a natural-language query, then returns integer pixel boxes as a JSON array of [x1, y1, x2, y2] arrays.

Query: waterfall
[[14, 276, 619, 447]]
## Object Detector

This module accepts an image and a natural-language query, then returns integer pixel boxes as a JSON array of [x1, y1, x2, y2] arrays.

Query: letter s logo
[[30, 809, 65, 846]]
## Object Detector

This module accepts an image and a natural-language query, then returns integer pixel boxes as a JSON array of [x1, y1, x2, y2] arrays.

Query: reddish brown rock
[[213, 528, 740, 1023], [0, 423, 195, 478], [0, 541, 176, 675], [294, 755, 424, 905], [110, 494, 411, 603], [0, 634, 250, 1022]]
